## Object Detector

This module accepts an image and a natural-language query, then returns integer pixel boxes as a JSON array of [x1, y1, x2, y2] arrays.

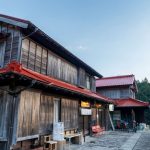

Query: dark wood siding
[[21, 39, 78, 85], [78, 68, 96, 91], [35, 45, 42, 73], [41, 48, 48, 75], [17, 90, 40, 138], [91, 77, 96, 92], [61, 98, 79, 130], [40, 94, 54, 134], [0, 90, 8, 138], [28, 41, 36, 70], [0, 23, 21, 67], [78, 68, 86, 87], [0, 88, 19, 145], [91, 108, 97, 121]]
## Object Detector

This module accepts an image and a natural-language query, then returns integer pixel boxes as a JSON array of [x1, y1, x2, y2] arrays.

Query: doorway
[[53, 98, 60, 123]]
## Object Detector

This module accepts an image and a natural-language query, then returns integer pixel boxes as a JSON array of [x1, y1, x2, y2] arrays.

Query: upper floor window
[[120, 89, 129, 98], [86, 75, 91, 89], [21, 39, 48, 74]]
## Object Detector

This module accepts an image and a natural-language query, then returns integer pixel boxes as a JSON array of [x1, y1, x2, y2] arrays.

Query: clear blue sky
[[1, 0, 150, 80]]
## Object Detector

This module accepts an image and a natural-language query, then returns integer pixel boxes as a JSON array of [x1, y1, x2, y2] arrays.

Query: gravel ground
[[70, 131, 134, 150]]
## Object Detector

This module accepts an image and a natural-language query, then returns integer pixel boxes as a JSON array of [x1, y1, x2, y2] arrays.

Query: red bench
[[92, 125, 105, 136]]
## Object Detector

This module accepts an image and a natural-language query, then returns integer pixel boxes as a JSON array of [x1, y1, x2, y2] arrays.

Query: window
[[28, 41, 36, 70], [120, 89, 129, 98], [86, 75, 91, 89], [21, 39, 29, 67]]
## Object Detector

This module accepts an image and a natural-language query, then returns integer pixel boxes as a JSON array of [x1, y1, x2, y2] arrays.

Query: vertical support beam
[[108, 110, 115, 131], [6, 95, 17, 150], [18, 32, 23, 63], [6, 79, 20, 150], [83, 116, 85, 142]]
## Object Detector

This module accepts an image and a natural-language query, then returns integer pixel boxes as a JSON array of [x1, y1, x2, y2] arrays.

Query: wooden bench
[[64, 129, 82, 145], [92, 125, 105, 136]]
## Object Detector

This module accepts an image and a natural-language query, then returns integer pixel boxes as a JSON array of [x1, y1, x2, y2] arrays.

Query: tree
[[136, 78, 150, 124]]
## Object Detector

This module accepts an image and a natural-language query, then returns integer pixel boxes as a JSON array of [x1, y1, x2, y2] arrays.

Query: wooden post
[[96, 108, 99, 125], [108, 110, 115, 131], [83, 116, 85, 142]]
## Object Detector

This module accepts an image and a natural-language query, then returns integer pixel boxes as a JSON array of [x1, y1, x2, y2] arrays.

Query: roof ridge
[[96, 74, 134, 80], [116, 98, 149, 104]]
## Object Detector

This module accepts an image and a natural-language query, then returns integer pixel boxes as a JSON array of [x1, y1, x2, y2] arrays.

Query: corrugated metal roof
[[115, 98, 149, 107], [96, 75, 135, 88], [0, 61, 112, 104]]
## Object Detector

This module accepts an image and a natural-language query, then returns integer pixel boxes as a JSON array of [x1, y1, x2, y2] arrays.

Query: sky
[[0, 0, 150, 81]]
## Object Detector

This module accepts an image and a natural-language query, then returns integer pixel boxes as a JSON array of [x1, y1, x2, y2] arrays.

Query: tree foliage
[[136, 78, 150, 124]]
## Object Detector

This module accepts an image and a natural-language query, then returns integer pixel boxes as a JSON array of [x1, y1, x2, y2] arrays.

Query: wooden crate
[[44, 141, 57, 150]]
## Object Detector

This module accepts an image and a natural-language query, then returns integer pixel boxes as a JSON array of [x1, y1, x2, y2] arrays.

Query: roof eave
[[27, 22, 102, 77], [0, 16, 28, 28]]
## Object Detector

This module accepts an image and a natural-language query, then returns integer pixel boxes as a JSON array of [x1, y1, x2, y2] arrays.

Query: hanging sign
[[109, 104, 114, 111], [81, 108, 92, 115], [81, 101, 90, 108]]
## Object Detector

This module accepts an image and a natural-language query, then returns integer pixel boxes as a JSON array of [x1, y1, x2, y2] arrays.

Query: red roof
[[115, 98, 149, 108], [96, 75, 135, 88], [0, 62, 113, 104]]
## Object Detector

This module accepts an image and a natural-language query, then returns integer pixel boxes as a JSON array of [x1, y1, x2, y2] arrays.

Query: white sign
[[53, 122, 64, 141], [81, 108, 92, 115], [109, 104, 114, 111]]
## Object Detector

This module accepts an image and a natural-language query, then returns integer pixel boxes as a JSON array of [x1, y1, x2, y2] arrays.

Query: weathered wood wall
[[61, 98, 79, 130], [91, 108, 97, 122], [21, 39, 77, 84], [17, 90, 40, 138], [17, 90, 79, 139], [0, 23, 21, 67], [99, 109, 106, 127], [0, 23, 96, 91], [21, 38, 96, 91], [0, 87, 20, 148], [40, 94, 54, 134], [0, 90, 8, 138]]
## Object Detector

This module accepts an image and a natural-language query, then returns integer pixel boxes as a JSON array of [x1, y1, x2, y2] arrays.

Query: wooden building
[[96, 75, 149, 129], [0, 14, 112, 150]]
